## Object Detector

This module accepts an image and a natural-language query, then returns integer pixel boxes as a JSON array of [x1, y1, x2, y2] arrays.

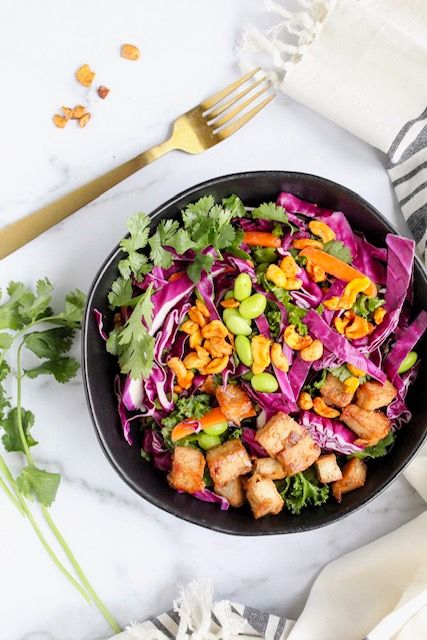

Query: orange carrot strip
[[168, 271, 185, 282], [243, 232, 281, 248], [299, 248, 377, 297], [171, 407, 226, 442]]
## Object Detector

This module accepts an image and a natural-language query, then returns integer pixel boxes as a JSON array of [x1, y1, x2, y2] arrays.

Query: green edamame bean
[[224, 290, 235, 300], [239, 293, 267, 320], [251, 372, 279, 393], [241, 371, 254, 381], [397, 351, 418, 374], [234, 273, 252, 302], [198, 433, 222, 450], [222, 308, 239, 323], [235, 335, 253, 366], [225, 312, 252, 336], [203, 421, 228, 436], [172, 392, 179, 404]]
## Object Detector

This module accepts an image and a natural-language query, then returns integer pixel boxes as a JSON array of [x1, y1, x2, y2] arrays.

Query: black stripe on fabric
[[166, 608, 180, 625], [387, 106, 427, 163], [392, 160, 427, 187], [149, 616, 175, 639], [399, 180, 427, 207], [407, 205, 427, 243], [398, 124, 427, 165], [274, 617, 286, 640], [243, 605, 269, 634]]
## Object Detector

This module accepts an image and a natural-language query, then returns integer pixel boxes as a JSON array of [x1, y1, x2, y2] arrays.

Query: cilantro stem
[[0, 456, 91, 602], [0, 466, 25, 515], [13, 339, 121, 634]]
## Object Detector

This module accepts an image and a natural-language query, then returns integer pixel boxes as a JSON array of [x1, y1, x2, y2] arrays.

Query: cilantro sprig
[[0, 280, 120, 632]]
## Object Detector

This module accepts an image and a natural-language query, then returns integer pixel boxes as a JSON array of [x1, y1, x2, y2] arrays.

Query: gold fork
[[0, 68, 274, 259]]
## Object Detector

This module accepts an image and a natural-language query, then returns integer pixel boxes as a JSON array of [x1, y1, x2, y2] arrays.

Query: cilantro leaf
[[353, 294, 384, 319], [1, 407, 38, 452], [148, 219, 181, 268], [353, 431, 395, 459], [0, 282, 28, 330], [187, 253, 214, 284], [222, 194, 246, 218], [168, 229, 195, 254], [108, 277, 133, 309], [16, 464, 60, 507], [323, 240, 353, 264], [24, 328, 74, 360], [276, 468, 329, 515], [121, 213, 151, 253], [25, 357, 80, 383], [17, 278, 54, 323], [54, 289, 86, 328], [0, 362, 10, 421], [252, 247, 278, 265], [0, 332, 14, 350], [182, 196, 215, 227], [252, 202, 288, 223], [328, 364, 352, 383], [265, 303, 281, 338]]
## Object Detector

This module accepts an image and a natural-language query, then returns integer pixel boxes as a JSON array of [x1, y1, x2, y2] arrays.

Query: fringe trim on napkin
[[237, 0, 337, 84]]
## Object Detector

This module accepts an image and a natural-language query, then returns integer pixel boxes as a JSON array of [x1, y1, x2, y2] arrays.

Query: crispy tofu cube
[[206, 439, 252, 487], [276, 432, 321, 476], [320, 373, 355, 408], [245, 475, 284, 519], [341, 403, 391, 447], [332, 458, 367, 502], [252, 457, 286, 480], [315, 453, 342, 483], [255, 412, 303, 457], [214, 477, 245, 508], [215, 384, 256, 425], [167, 446, 205, 494], [356, 379, 397, 411]]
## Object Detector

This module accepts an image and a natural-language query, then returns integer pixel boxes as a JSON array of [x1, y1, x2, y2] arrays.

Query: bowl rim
[[82, 170, 427, 535]]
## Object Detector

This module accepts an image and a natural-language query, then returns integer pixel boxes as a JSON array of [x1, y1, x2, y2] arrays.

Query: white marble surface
[[0, 1, 424, 639]]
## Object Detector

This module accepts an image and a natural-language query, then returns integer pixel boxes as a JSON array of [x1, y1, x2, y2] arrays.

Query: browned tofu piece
[[167, 446, 205, 494], [341, 404, 391, 447], [356, 379, 397, 411], [252, 457, 287, 480], [332, 458, 367, 502], [214, 477, 245, 508], [320, 373, 355, 408], [215, 384, 256, 425], [315, 453, 343, 483], [276, 432, 321, 476], [245, 475, 284, 519], [255, 412, 303, 457], [206, 439, 252, 487]]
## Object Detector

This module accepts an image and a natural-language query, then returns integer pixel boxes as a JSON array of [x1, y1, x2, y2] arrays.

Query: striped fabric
[[388, 107, 427, 265]]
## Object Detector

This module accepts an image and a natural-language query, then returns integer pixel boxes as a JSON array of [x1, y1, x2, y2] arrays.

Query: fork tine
[[200, 67, 261, 110], [215, 94, 275, 139], [205, 76, 268, 119], [209, 86, 270, 129]]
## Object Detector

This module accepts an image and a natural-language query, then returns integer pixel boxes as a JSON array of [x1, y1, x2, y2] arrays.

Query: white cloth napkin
[[238, 0, 427, 265]]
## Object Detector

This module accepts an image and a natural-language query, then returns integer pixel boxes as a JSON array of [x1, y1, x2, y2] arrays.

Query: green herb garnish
[[276, 468, 329, 514], [323, 240, 353, 264], [352, 431, 395, 459]]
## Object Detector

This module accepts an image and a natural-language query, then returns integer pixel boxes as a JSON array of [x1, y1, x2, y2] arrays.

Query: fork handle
[[0, 137, 175, 260]]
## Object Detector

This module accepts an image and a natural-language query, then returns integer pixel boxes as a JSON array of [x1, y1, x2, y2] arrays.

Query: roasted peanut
[[167, 357, 194, 389], [61, 106, 73, 119], [343, 376, 360, 394], [189, 329, 203, 349], [339, 277, 372, 310], [204, 337, 233, 358], [347, 363, 366, 377], [279, 255, 299, 278], [183, 348, 210, 371], [180, 320, 199, 335], [75, 64, 95, 87], [306, 259, 327, 283], [373, 307, 386, 325], [292, 238, 324, 250], [313, 397, 341, 418], [188, 306, 206, 327], [201, 320, 228, 339], [72, 105, 88, 119], [121, 43, 141, 60], [284, 277, 303, 290], [266, 264, 288, 288], [251, 335, 271, 375], [196, 299, 210, 318], [334, 315, 351, 335], [204, 356, 229, 374], [298, 391, 314, 410], [324, 296, 340, 311], [53, 114, 68, 128], [270, 342, 289, 372], [300, 339, 324, 362], [78, 113, 91, 128], [220, 298, 240, 308], [284, 325, 313, 351], [345, 315, 371, 340], [308, 220, 336, 244]]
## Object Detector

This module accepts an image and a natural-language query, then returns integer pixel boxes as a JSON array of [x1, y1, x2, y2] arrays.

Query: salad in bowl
[[94, 189, 426, 520]]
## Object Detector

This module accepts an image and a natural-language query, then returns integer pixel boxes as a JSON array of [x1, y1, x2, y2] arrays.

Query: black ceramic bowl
[[82, 171, 427, 535]]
